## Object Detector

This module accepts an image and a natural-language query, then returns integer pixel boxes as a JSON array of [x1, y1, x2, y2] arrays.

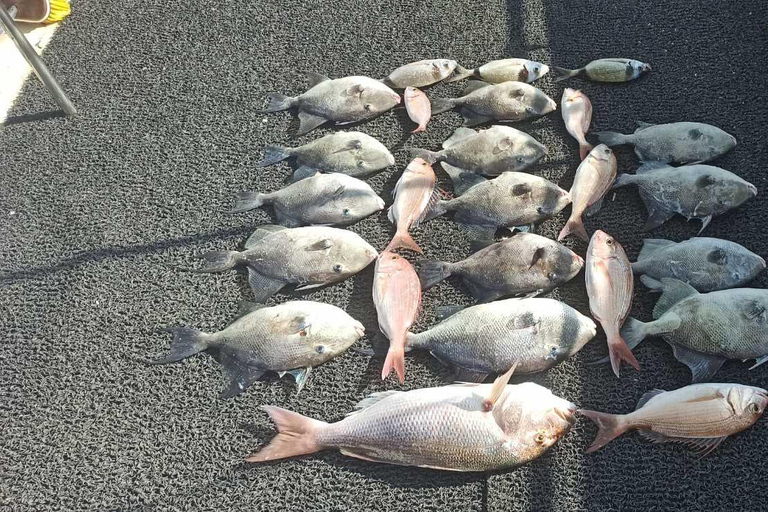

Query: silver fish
[[383, 59, 458, 88], [193, 225, 377, 302], [613, 163, 757, 233], [632, 237, 766, 292], [596, 121, 737, 164], [418, 233, 584, 303], [246, 377, 576, 471], [407, 298, 596, 381], [553, 58, 651, 83], [432, 81, 557, 127], [413, 125, 548, 178], [151, 301, 365, 398], [256, 131, 395, 181], [621, 277, 768, 382], [229, 173, 385, 227], [448, 58, 549, 84], [257, 73, 401, 135]]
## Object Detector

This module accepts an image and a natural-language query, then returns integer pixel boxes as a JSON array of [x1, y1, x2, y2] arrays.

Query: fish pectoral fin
[[529, 247, 545, 269], [638, 429, 728, 457], [483, 362, 519, 412], [750, 354, 768, 370], [413, 187, 445, 228], [669, 343, 726, 383], [285, 367, 312, 393], [247, 267, 286, 303], [218, 347, 266, 399], [343, 84, 366, 97], [696, 215, 713, 235], [583, 196, 606, 218], [297, 111, 328, 136], [493, 137, 514, 155], [291, 165, 320, 182], [274, 315, 311, 336], [305, 238, 334, 251], [334, 139, 363, 153]]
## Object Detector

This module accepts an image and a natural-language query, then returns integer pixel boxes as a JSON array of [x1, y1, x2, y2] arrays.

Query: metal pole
[[0, 4, 76, 117]]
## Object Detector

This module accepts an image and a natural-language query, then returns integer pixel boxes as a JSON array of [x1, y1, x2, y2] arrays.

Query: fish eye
[[391, 255, 399, 260], [604, 148, 611, 155], [534, 66, 540, 73], [547, 272, 557, 280], [536, 206, 545, 213], [606, 238, 614, 246], [333, 264, 343, 273], [534, 432, 546, 444], [516, 156, 525, 163], [299, 329, 308, 337], [357, 161, 365, 168], [364, 104, 372, 112], [315, 345, 326, 354], [749, 402, 761, 414], [342, 208, 350, 216]]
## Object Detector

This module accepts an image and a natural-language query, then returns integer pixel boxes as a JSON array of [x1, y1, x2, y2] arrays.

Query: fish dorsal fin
[[232, 301, 267, 323], [442, 127, 477, 149], [441, 162, 487, 197], [637, 161, 669, 173], [245, 224, 288, 249], [637, 239, 676, 262], [307, 72, 331, 88], [637, 430, 727, 456], [436, 304, 465, 320], [463, 80, 491, 96], [643, 277, 699, 318], [670, 343, 726, 383], [635, 121, 656, 132], [482, 362, 518, 412], [635, 389, 665, 410], [346, 390, 404, 417]]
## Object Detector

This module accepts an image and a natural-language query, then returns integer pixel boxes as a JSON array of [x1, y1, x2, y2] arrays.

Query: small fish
[[585, 230, 639, 377], [246, 377, 576, 471], [424, 172, 570, 240], [561, 88, 593, 160], [419, 233, 584, 303], [596, 121, 737, 164], [150, 301, 365, 398], [448, 58, 549, 84], [373, 252, 422, 383], [257, 73, 401, 136], [386, 158, 437, 253], [256, 131, 395, 181], [412, 125, 547, 177], [193, 225, 377, 302], [558, 145, 617, 241], [613, 163, 757, 233], [404, 87, 431, 133], [406, 298, 596, 381], [620, 277, 768, 382], [432, 81, 557, 127], [632, 237, 766, 292], [229, 173, 385, 227], [553, 58, 651, 83], [383, 59, 458, 88], [579, 384, 767, 455]]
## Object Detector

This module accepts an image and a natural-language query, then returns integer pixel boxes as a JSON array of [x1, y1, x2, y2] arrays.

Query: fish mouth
[[748, 183, 759, 197], [573, 253, 584, 267], [729, 134, 738, 148], [641, 64, 652, 73], [538, 64, 550, 79], [354, 321, 366, 338], [555, 403, 577, 423], [393, 94, 402, 104]]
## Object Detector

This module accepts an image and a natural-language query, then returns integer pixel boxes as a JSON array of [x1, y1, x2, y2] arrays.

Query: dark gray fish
[[150, 301, 364, 398], [553, 58, 651, 82], [632, 238, 766, 292]]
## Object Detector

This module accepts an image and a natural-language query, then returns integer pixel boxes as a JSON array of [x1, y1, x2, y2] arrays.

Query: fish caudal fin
[[229, 191, 266, 214], [384, 230, 422, 254], [194, 251, 245, 273], [245, 406, 328, 463], [579, 142, 594, 161], [417, 260, 452, 290], [594, 131, 630, 147], [151, 326, 210, 364], [256, 93, 296, 113], [578, 409, 628, 453], [256, 144, 291, 167], [558, 216, 588, 242], [607, 332, 640, 377], [407, 148, 442, 164], [430, 97, 457, 115], [381, 344, 406, 383], [445, 65, 476, 83], [551, 66, 582, 82]]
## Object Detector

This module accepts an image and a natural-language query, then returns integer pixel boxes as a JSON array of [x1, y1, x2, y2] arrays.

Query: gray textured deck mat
[[1, 0, 766, 510]]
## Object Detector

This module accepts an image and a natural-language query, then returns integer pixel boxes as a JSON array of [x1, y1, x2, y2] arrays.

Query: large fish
[[246, 374, 576, 471], [579, 384, 767, 455], [448, 58, 549, 84], [193, 225, 377, 302], [596, 121, 737, 164], [553, 58, 651, 83], [631, 237, 766, 292], [255, 131, 395, 181], [561, 88, 593, 160], [425, 172, 570, 240], [406, 298, 596, 381], [383, 59, 458, 88], [413, 125, 548, 177], [229, 173, 385, 227], [257, 73, 401, 136], [150, 301, 365, 398], [404, 87, 431, 133], [613, 163, 757, 233], [620, 277, 768, 382], [558, 144, 617, 241], [373, 252, 422, 383], [419, 233, 584, 303], [385, 158, 437, 253], [586, 230, 639, 377], [431, 81, 557, 127]]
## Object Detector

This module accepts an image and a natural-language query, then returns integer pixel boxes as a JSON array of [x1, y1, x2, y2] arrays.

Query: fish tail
[[256, 144, 292, 167], [445, 64, 476, 83], [417, 260, 452, 290], [255, 93, 296, 113], [558, 215, 588, 242], [228, 191, 266, 214], [577, 409, 628, 453], [381, 343, 406, 384], [607, 331, 641, 377], [430, 97, 457, 115], [150, 326, 210, 364], [594, 131, 630, 147], [407, 147, 442, 164], [611, 173, 637, 189], [194, 251, 245, 273], [245, 406, 328, 463], [384, 229, 423, 254], [579, 142, 594, 161], [551, 65, 583, 82]]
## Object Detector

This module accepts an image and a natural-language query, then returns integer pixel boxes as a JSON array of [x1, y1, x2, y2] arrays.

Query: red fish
[[405, 87, 431, 133], [561, 88, 593, 160], [385, 158, 436, 254]]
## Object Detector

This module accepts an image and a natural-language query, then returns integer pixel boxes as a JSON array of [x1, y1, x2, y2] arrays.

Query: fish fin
[[218, 347, 266, 399], [750, 355, 768, 370], [607, 333, 640, 377], [611, 173, 637, 189], [436, 305, 465, 320], [493, 137, 514, 155], [460, 108, 493, 127], [642, 205, 675, 232], [551, 65, 583, 82], [452, 367, 490, 383], [528, 247, 545, 269], [557, 216, 588, 242], [291, 165, 319, 182], [305, 238, 333, 252], [579, 142, 594, 161], [697, 215, 713, 235], [456, 221, 497, 241], [636, 161, 669, 173], [343, 84, 366, 97], [244, 224, 287, 249], [273, 208, 302, 228], [381, 344, 406, 383], [247, 267, 286, 303], [333, 139, 363, 154], [445, 64, 476, 83], [669, 343, 725, 383], [469, 239, 496, 253], [150, 326, 210, 364], [407, 147, 443, 164], [636, 389, 666, 409], [256, 93, 296, 113], [441, 162, 486, 197], [577, 409, 628, 452], [273, 315, 311, 336], [256, 144, 292, 167], [482, 362, 518, 412], [442, 127, 477, 149], [464, 279, 503, 303], [594, 131, 630, 147], [583, 196, 606, 218], [384, 230, 422, 254], [229, 191, 266, 214], [637, 430, 727, 456], [463, 80, 491, 95], [645, 277, 698, 318], [307, 72, 330, 88], [637, 238, 675, 262], [417, 260, 452, 290], [297, 111, 328, 136], [231, 301, 267, 322], [634, 121, 655, 131], [346, 391, 404, 417], [245, 406, 327, 462], [430, 97, 457, 115], [194, 251, 244, 273], [286, 367, 312, 394], [411, 188, 444, 229]]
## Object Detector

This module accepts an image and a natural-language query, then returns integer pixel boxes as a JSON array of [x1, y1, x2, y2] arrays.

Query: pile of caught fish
[[150, 56, 768, 472]]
